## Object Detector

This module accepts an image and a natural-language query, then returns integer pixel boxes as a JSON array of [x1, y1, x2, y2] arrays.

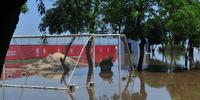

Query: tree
[[39, 0, 103, 34], [0, 0, 46, 77], [103, 0, 158, 70], [158, 0, 200, 68], [103, 0, 126, 34], [144, 16, 167, 55], [0, 0, 27, 77], [39, 0, 103, 83]]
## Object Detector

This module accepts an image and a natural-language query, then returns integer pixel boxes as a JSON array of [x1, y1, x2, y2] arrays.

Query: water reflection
[[87, 87, 95, 100], [135, 46, 200, 100], [145, 48, 190, 72], [2, 65, 200, 99], [142, 71, 200, 100], [99, 56, 113, 83], [66, 91, 75, 100], [146, 58, 187, 73], [122, 72, 147, 100], [3, 46, 200, 100], [156, 48, 200, 71]]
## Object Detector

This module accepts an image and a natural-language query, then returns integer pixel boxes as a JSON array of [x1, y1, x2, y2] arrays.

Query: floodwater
[[1, 48, 200, 100]]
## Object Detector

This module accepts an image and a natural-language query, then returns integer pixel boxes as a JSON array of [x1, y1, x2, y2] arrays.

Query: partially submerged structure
[[1, 34, 134, 95]]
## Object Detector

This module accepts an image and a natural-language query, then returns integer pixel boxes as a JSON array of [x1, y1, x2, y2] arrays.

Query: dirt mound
[[25, 52, 77, 80], [46, 52, 76, 65], [46, 52, 64, 63]]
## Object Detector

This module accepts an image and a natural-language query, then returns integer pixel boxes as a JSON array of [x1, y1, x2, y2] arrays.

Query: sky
[[14, 0, 54, 36]]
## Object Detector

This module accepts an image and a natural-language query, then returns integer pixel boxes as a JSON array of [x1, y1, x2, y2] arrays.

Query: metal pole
[[0, 84, 69, 90], [3, 64, 5, 83], [3, 64, 6, 100], [12, 34, 124, 39]]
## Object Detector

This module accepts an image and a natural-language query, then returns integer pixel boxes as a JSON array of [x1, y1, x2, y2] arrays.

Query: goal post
[[2, 34, 134, 91]]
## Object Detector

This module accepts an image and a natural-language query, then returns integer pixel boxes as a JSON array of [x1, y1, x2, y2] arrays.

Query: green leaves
[[131, 11, 139, 18], [21, 3, 28, 13], [164, 0, 200, 43], [40, 0, 103, 34], [39, 0, 200, 47], [37, 0, 45, 15]]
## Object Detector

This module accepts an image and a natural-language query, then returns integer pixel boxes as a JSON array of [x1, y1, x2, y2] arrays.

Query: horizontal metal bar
[[0, 84, 68, 90], [13, 34, 126, 38]]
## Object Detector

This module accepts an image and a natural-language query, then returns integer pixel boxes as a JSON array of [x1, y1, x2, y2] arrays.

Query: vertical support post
[[3, 64, 5, 83], [3, 64, 5, 100], [118, 34, 122, 100]]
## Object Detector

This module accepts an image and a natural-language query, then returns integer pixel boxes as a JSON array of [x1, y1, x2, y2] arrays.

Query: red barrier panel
[[6, 45, 117, 64], [2, 45, 117, 80]]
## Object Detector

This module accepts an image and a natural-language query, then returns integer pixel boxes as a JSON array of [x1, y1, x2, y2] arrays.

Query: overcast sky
[[14, 0, 53, 36]]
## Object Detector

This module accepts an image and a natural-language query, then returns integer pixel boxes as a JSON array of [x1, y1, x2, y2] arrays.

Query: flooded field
[[0, 61, 132, 100], [2, 37, 200, 100], [2, 67, 200, 100]]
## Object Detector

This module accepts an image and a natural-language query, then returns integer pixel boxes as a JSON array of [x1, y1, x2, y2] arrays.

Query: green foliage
[[145, 16, 167, 45], [39, 0, 103, 34], [167, 2, 200, 34], [103, 0, 159, 40], [39, 0, 200, 47], [37, 0, 46, 15], [103, 0, 126, 34], [21, 3, 28, 13], [159, 0, 200, 46]]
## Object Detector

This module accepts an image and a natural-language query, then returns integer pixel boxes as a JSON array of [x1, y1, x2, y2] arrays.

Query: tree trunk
[[0, 0, 27, 76], [63, 37, 76, 60], [169, 40, 173, 72], [188, 38, 194, 68], [60, 37, 76, 84], [161, 43, 165, 54], [86, 36, 94, 83], [137, 38, 146, 71], [138, 72, 147, 100], [152, 45, 157, 57], [185, 52, 188, 68]]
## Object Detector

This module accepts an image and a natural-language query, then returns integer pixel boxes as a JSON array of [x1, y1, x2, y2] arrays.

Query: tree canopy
[[158, 0, 200, 46], [39, 0, 104, 34]]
